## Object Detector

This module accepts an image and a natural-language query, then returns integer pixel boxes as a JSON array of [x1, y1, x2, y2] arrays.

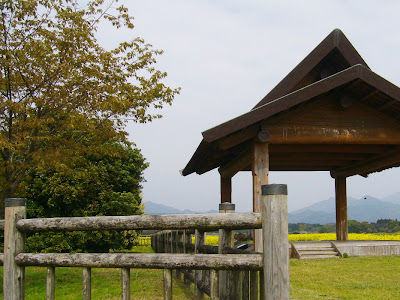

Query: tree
[[25, 140, 148, 252], [0, 0, 179, 202]]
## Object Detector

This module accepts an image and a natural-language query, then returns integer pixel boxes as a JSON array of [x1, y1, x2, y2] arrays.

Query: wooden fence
[[1, 184, 289, 299]]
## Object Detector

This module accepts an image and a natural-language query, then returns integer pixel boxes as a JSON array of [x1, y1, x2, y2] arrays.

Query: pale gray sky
[[100, 1, 400, 212]]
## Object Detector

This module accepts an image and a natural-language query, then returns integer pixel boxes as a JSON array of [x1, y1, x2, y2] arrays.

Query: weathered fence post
[[46, 266, 56, 300], [4, 198, 26, 300], [121, 267, 130, 300], [195, 229, 206, 299], [83, 267, 92, 300], [164, 268, 173, 300], [210, 269, 219, 300], [183, 230, 192, 288], [249, 271, 258, 300], [176, 230, 183, 279], [261, 184, 290, 299], [218, 202, 235, 300]]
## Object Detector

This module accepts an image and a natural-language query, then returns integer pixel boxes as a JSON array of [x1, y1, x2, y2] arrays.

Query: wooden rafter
[[332, 147, 400, 177]]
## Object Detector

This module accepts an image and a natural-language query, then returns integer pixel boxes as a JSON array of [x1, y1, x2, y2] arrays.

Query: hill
[[289, 195, 400, 224], [144, 201, 218, 215]]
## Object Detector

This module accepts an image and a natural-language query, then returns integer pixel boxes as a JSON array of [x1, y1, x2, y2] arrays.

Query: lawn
[[1, 246, 399, 299]]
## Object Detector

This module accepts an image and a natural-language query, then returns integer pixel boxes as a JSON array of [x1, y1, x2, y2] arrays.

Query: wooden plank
[[261, 184, 290, 299], [220, 177, 232, 203], [4, 198, 26, 300], [262, 125, 400, 144], [210, 269, 219, 300], [183, 230, 192, 288], [218, 203, 235, 300], [252, 142, 269, 252], [195, 230, 205, 299], [271, 152, 372, 161], [82, 267, 91, 300], [163, 269, 172, 300], [15, 253, 263, 270], [241, 271, 249, 300], [46, 267, 55, 300], [269, 144, 392, 154], [335, 177, 348, 241], [249, 271, 258, 300], [121, 268, 130, 300], [16, 213, 262, 232]]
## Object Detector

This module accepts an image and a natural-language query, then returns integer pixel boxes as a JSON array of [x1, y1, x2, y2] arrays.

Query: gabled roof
[[252, 29, 369, 109], [182, 64, 400, 176], [182, 30, 400, 178], [202, 65, 400, 143]]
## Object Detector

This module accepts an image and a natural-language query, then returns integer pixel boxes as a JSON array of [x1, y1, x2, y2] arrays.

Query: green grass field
[[1, 247, 399, 299]]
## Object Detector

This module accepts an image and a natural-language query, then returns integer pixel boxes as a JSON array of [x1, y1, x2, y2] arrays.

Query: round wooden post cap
[[5, 198, 27, 207], [262, 184, 288, 195], [219, 202, 235, 211]]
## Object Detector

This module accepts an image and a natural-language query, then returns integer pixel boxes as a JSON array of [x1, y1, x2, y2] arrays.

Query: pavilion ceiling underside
[[193, 143, 400, 176]]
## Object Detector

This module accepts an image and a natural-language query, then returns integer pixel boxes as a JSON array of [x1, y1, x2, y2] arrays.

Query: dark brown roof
[[182, 30, 400, 178], [252, 29, 369, 109]]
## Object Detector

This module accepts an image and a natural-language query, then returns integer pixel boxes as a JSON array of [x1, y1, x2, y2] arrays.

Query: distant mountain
[[144, 201, 218, 215], [382, 192, 400, 205], [289, 195, 400, 224]]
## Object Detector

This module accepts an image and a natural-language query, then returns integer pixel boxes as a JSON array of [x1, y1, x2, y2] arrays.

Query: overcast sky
[[100, 1, 400, 212]]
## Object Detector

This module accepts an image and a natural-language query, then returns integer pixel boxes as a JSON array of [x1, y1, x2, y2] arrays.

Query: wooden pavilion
[[181, 29, 400, 250]]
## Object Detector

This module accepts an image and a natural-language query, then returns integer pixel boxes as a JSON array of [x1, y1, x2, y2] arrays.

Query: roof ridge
[[252, 29, 369, 110]]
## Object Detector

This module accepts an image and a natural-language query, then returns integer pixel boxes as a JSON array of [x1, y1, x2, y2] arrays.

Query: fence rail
[[16, 212, 262, 232], [3, 183, 289, 300]]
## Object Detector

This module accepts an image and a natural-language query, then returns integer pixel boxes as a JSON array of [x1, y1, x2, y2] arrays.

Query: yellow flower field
[[289, 233, 400, 241], [144, 232, 400, 247]]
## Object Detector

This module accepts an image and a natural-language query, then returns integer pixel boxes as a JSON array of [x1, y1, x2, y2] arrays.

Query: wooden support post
[[195, 229, 206, 299], [210, 269, 219, 300], [261, 184, 290, 300], [164, 269, 172, 300], [4, 198, 26, 300], [220, 176, 232, 203], [335, 176, 348, 241], [121, 268, 130, 300], [46, 266, 55, 300], [219, 202, 235, 300], [252, 142, 269, 252], [82, 267, 92, 300], [249, 271, 258, 300]]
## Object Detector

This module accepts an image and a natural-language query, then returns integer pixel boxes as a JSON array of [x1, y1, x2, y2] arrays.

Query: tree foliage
[[26, 141, 148, 252], [0, 0, 179, 201]]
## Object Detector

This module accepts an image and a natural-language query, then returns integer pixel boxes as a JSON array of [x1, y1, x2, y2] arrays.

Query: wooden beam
[[218, 149, 252, 178], [269, 144, 392, 154], [271, 152, 372, 161], [262, 126, 400, 144], [218, 125, 259, 151], [220, 176, 232, 203], [332, 148, 400, 177], [335, 177, 348, 241], [359, 89, 379, 102], [252, 142, 269, 252]]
